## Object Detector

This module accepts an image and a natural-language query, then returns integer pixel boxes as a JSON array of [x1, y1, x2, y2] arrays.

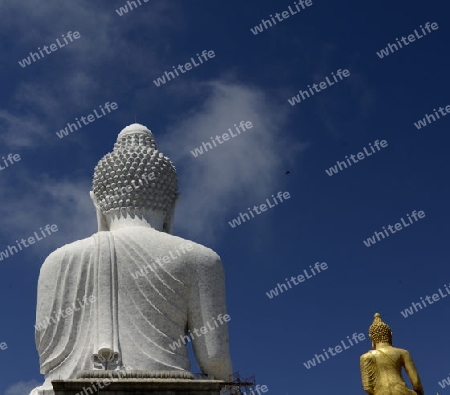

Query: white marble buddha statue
[[30, 123, 232, 395]]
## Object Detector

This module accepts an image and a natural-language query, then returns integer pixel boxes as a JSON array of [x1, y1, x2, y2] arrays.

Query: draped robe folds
[[360, 349, 419, 395], [30, 227, 232, 395]]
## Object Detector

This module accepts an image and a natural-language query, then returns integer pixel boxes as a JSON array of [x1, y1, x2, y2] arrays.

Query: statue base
[[51, 378, 227, 395]]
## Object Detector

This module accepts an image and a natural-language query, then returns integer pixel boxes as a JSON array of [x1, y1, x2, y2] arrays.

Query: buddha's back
[[361, 347, 416, 395], [30, 123, 233, 395], [360, 314, 424, 395]]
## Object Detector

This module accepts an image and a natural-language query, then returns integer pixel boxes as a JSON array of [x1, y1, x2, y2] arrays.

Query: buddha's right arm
[[360, 354, 375, 395], [403, 351, 424, 395], [187, 249, 233, 381]]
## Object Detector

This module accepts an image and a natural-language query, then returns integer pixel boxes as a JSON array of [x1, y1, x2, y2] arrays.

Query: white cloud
[[0, 0, 184, 250], [0, 2, 308, 248], [4, 380, 40, 395], [0, 0, 178, 149], [0, 79, 307, 251], [159, 80, 307, 242], [0, 169, 96, 257]]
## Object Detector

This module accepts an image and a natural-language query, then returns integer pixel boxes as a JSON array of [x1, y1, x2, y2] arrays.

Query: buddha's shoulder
[[152, 233, 220, 259], [44, 234, 98, 262], [360, 347, 407, 361], [162, 234, 222, 263], [118, 228, 220, 257], [391, 346, 409, 355], [360, 350, 377, 360], [189, 241, 220, 263]]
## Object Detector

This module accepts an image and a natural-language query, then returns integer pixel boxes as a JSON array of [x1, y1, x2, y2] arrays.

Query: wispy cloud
[[0, 79, 307, 254], [4, 380, 41, 395], [0, 168, 96, 257], [0, 0, 180, 255], [0, 1, 308, 250], [159, 80, 307, 242], [0, 0, 177, 149]]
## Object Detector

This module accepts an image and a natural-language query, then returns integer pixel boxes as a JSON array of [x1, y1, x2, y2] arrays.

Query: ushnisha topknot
[[368, 313, 392, 344], [92, 123, 178, 217]]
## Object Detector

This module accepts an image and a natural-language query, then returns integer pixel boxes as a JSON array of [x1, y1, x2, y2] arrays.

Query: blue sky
[[0, 0, 449, 393]]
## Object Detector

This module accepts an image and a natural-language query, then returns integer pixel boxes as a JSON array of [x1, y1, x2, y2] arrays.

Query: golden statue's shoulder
[[360, 350, 377, 360]]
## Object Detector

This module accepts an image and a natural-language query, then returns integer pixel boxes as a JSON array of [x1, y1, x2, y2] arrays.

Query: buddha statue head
[[90, 123, 180, 233], [368, 313, 393, 349]]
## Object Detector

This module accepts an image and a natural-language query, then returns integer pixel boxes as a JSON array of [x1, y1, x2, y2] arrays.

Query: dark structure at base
[[52, 378, 226, 395]]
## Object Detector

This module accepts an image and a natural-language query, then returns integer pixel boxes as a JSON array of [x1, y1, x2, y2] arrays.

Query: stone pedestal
[[52, 378, 227, 395]]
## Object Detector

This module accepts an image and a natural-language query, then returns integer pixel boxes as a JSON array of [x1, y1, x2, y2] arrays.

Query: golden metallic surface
[[360, 313, 424, 395]]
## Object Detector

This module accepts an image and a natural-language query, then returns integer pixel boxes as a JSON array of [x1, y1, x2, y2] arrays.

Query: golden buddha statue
[[360, 313, 424, 395]]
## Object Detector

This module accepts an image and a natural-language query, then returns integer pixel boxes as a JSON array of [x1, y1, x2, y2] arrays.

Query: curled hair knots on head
[[92, 124, 178, 217], [368, 313, 392, 344]]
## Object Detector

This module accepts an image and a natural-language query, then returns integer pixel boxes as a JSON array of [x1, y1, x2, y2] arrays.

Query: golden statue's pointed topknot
[[369, 312, 392, 344]]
